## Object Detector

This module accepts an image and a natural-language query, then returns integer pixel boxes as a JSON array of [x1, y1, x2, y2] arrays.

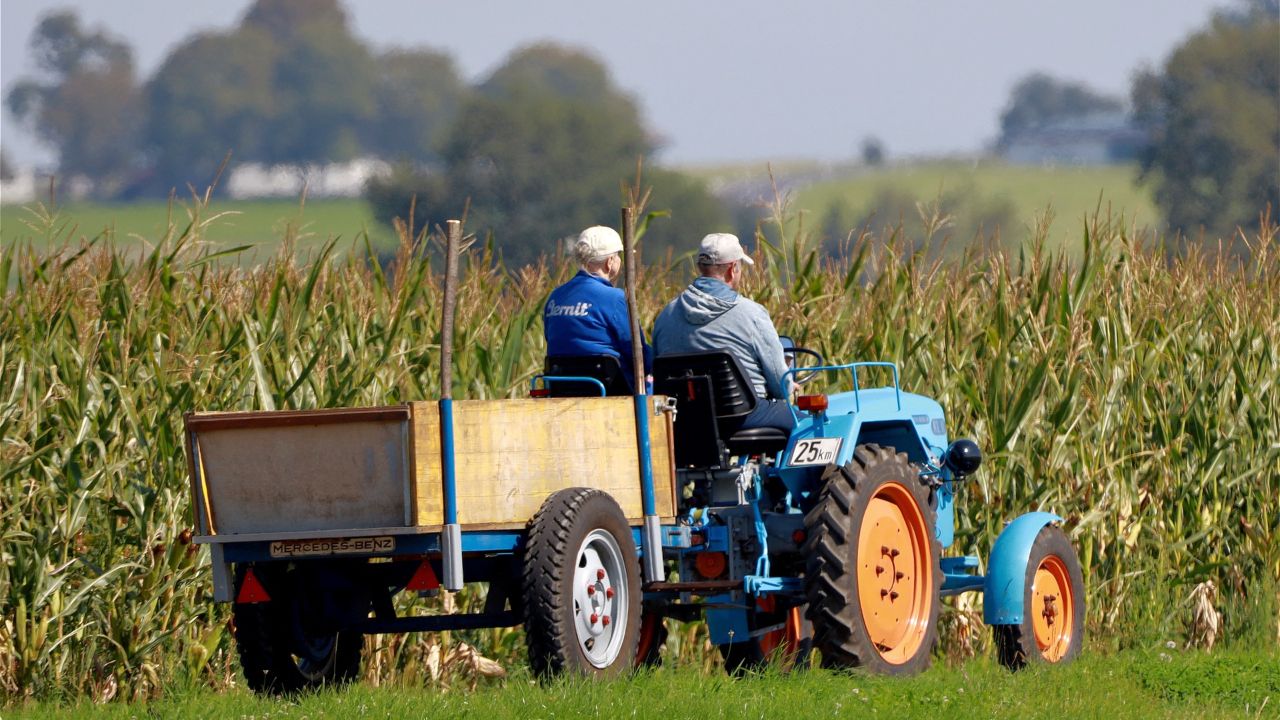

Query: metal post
[[440, 219, 464, 592], [622, 207, 664, 585]]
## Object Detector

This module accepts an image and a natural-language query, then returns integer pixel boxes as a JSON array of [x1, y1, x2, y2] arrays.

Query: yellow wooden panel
[[412, 397, 677, 527]]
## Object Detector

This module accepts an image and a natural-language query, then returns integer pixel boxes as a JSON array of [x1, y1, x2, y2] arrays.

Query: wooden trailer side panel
[[411, 398, 677, 529], [188, 408, 412, 536]]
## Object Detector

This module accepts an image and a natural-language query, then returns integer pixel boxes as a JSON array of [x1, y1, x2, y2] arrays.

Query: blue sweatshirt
[[652, 276, 788, 400], [544, 271, 652, 386]]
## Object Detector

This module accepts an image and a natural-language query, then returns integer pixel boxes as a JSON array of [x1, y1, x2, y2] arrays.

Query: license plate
[[788, 437, 842, 466], [269, 536, 395, 558]]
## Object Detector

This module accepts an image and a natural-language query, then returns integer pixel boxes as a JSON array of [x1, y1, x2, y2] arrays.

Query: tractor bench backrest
[[653, 351, 761, 468], [544, 355, 632, 397]]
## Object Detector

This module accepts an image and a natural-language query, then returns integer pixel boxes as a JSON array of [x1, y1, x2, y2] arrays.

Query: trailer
[[187, 215, 1085, 693]]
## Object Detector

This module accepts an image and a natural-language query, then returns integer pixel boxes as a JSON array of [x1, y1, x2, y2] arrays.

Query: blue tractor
[[607, 340, 1087, 674]]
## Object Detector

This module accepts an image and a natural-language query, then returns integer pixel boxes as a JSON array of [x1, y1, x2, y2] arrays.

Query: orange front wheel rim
[[1031, 555, 1074, 661], [855, 481, 932, 664]]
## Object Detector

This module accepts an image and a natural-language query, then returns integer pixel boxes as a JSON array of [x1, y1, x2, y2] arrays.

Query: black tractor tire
[[993, 525, 1085, 670], [232, 566, 363, 695], [803, 444, 942, 676], [523, 488, 642, 678]]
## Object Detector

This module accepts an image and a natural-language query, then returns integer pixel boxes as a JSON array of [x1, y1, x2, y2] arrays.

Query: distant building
[[1002, 111, 1147, 166], [0, 169, 43, 205], [226, 158, 392, 199]]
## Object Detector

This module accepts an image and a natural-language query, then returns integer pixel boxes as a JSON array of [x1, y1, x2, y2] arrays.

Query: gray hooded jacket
[[652, 277, 788, 400]]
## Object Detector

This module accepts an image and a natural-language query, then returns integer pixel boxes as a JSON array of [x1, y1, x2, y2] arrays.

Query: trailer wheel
[[993, 525, 1085, 669], [523, 488, 642, 677], [718, 597, 811, 674], [803, 444, 941, 675], [233, 567, 363, 694]]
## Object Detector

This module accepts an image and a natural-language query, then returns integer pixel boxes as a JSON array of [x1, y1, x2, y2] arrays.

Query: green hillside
[[0, 198, 395, 257], [793, 161, 1161, 250]]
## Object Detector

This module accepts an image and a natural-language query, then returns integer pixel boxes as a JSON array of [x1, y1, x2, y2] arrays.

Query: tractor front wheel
[[803, 444, 941, 675], [993, 525, 1085, 669], [523, 488, 642, 678]]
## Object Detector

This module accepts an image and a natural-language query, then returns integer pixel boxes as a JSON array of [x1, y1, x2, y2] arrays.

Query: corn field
[[1, 199, 1277, 701]]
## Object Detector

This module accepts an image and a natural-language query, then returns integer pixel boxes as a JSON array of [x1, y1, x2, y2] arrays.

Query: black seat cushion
[[724, 427, 790, 456]]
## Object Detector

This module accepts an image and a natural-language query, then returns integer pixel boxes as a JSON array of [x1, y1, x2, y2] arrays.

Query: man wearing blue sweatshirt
[[544, 225, 652, 391], [653, 233, 795, 433]]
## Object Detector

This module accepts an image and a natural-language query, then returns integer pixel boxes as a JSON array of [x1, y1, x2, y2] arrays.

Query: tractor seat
[[654, 351, 791, 465], [724, 426, 790, 457], [543, 355, 632, 396]]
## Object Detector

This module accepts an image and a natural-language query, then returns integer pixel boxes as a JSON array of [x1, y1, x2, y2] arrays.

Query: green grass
[[794, 161, 1159, 248], [7, 651, 1275, 719], [0, 198, 395, 257]]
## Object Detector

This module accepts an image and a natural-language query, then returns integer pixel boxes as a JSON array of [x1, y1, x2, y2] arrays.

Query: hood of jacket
[[672, 276, 740, 326]]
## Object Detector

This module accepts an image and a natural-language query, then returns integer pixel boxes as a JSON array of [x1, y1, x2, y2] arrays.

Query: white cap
[[574, 226, 623, 263], [697, 233, 755, 266]]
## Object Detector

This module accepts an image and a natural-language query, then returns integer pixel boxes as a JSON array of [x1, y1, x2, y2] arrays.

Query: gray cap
[[697, 233, 755, 266]]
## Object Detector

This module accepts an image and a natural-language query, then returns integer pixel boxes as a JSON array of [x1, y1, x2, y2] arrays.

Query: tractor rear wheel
[[718, 596, 811, 674], [635, 609, 668, 667], [233, 567, 363, 694], [993, 525, 1085, 669], [803, 444, 941, 675], [523, 488, 642, 678]]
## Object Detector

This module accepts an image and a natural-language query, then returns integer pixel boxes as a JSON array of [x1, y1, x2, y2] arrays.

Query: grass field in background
[[0, 197, 394, 258], [793, 161, 1159, 247], [1, 162, 1159, 259], [8, 651, 1276, 720]]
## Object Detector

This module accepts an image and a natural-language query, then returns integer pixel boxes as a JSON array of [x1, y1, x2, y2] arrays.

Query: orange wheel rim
[[1031, 555, 1074, 661], [856, 481, 932, 664]]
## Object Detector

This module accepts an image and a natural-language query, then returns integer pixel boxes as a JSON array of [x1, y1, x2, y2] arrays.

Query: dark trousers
[[739, 399, 796, 434]]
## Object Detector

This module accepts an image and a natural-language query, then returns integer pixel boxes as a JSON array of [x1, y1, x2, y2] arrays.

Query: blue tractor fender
[[983, 511, 1063, 625]]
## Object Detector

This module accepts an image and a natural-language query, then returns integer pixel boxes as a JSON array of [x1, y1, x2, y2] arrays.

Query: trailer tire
[[523, 488, 642, 678], [803, 444, 941, 675], [233, 567, 363, 694], [993, 525, 1085, 670]]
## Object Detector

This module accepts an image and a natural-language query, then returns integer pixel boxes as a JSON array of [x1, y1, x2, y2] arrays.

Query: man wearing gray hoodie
[[652, 233, 795, 434]]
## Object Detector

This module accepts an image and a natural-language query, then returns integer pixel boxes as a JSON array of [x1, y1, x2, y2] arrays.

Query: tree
[[860, 137, 886, 167], [363, 50, 468, 164], [366, 44, 728, 267], [373, 45, 653, 266], [145, 29, 278, 193], [144, 0, 375, 194], [5, 11, 143, 193], [997, 73, 1124, 149], [1131, 2, 1280, 243], [0, 148, 14, 182]]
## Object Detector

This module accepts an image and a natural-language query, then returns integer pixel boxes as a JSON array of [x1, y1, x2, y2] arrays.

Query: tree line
[[6, 0, 1276, 258]]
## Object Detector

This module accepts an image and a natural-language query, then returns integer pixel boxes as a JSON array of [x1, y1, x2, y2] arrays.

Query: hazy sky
[[1, 0, 1226, 169]]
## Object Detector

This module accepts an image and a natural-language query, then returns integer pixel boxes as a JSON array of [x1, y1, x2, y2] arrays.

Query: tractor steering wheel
[[784, 346, 825, 386]]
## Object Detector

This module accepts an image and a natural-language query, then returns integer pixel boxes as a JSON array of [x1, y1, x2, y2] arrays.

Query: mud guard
[[983, 511, 1063, 625]]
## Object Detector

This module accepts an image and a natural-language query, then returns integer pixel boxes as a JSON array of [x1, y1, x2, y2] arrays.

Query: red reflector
[[531, 388, 550, 398], [406, 559, 440, 592], [797, 395, 828, 412], [792, 529, 807, 545], [236, 568, 271, 604]]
